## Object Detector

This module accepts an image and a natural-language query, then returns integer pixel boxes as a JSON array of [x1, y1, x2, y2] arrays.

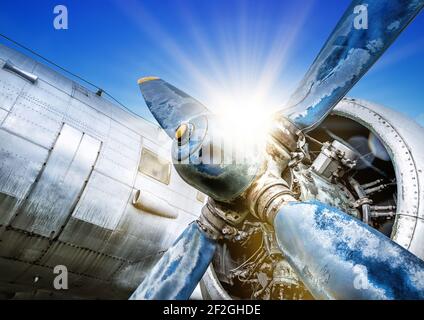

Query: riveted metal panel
[[87, 94, 115, 118], [0, 107, 7, 122], [0, 229, 50, 262], [2, 78, 72, 148], [109, 120, 141, 150], [0, 257, 29, 283], [58, 217, 112, 253], [71, 171, 131, 230], [93, 120, 141, 186], [408, 218, 424, 259], [12, 125, 101, 237], [103, 204, 172, 260], [95, 140, 140, 186], [0, 129, 48, 225], [0, 44, 37, 71], [103, 197, 190, 261], [65, 98, 110, 140], [0, 66, 29, 111], [2, 99, 63, 149], [112, 254, 162, 293], [39, 241, 123, 280], [21, 79, 71, 117], [32, 63, 74, 96]]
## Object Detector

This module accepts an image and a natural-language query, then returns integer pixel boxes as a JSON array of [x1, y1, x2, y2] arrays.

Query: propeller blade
[[129, 222, 216, 300], [273, 200, 424, 299], [282, 0, 424, 131], [138, 77, 210, 138]]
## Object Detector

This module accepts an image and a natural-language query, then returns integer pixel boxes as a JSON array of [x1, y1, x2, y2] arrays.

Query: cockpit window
[[138, 148, 171, 185]]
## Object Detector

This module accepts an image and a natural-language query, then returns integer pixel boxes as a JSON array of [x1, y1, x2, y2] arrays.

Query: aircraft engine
[[200, 98, 424, 299]]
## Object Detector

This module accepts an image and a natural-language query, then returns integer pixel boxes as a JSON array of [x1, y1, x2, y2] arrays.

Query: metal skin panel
[[408, 218, 424, 260], [0, 229, 50, 262], [0, 257, 30, 285], [65, 98, 111, 140], [130, 223, 216, 300], [274, 201, 424, 300], [21, 79, 71, 117], [71, 82, 113, 121], [2, 96, 64, 149], [95, 141, 140, 187], [0, 44, 37, 71], [0, 44, 207, 298], [102, 202, 186, 261], [58, 218, 113, 253], [0, 129, 48, 225], [109, 120, 141, 150], [0, 107, 7, 122], [32, 63, 73, 96], [1, 76, 72, 149], [0, 66, 30, 112], [71, 171, 132, 230], [11, 125, 101, 237], [38, 241, 124, 280]]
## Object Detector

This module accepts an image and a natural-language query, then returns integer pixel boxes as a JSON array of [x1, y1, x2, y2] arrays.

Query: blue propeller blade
[[129, 222, 216, 300], [274, 200, 424, 299], [282, 0, 424, 131], [138, 77, 210, 138]]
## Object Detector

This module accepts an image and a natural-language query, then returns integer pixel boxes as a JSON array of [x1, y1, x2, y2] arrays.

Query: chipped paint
[[274, 201, 424, 299], [283, 0, 424, 131]]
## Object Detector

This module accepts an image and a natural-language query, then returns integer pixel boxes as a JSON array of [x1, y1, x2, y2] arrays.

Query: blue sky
[[0, 0, 423, 125]]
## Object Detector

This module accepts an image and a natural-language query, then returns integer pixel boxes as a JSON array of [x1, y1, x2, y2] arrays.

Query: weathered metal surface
[[0, 43, 206, 298], [0, 129, 48, 225], [130, 223, 216, 300], [283, 0, 424, 131], [0, 229, 50, 262], [0, 107, 7, 123], [65, 98, 110, 140], [333, 99, 424, 256], [11, 125, 101, 237], [38, 241, 124, 280], [33, 62, 74, 96], [71, 171, 132, 230], [0, 66, 30, 112], [274, 200, 424, 299], [2, 80, 69, 148]]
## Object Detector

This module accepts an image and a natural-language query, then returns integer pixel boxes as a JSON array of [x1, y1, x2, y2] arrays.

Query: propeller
[[129, 223, 216, 300], [282, 0, 424, 132], [274, 200, 424, 299], [132, 0, 424, 300]]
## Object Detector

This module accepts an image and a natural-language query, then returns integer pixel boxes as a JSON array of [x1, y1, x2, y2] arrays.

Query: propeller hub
[[172, 114, 264, 203]]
